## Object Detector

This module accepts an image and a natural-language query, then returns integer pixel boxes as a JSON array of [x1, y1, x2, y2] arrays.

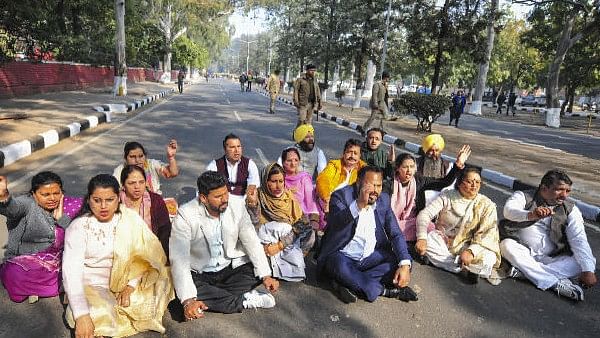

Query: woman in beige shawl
[[63, 174, 173, 338], [415, 167, 501, 285], [247, 163, 316, 281]]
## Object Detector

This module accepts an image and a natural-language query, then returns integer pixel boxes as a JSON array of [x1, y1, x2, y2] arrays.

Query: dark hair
[[357, 165, 384, 182], [366, 128, 384, 138], [120, 165, 146, 186], [123, 141, 146, 159], [394, 153, 416, 169], [197, 171, 228, 196], [222, 133, 241, 149], [78, 174, 121, 217], [381, 71, 390, 79], [281, 147, 301, 163], [30, 171, 63, 194], [540, 169, 572, 189], [274, 69, 281, 75], [454, 166, 482, 189], [343, 138, 362, 152], [305, 64, 316, 71], [267, 163, 286, 180]]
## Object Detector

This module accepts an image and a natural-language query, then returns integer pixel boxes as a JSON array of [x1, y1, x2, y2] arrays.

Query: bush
[[391, 93, 452, 132]]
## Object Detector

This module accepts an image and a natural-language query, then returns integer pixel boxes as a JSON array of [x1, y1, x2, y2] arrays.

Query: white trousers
[[426, 231, 496, 278], [500, 238, 581, 290]]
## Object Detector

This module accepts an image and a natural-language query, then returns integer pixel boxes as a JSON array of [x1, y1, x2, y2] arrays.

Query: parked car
[[520, 95, 536, 106], [534, 95, 546, 106]]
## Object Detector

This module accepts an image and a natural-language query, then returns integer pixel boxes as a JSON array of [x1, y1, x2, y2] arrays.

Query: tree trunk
[[431, 0, 450, 94], [546, 13, 580, 128], [469, 0, 497, 115], [113, 0, 127, 97], [162, 4, 173, 74]]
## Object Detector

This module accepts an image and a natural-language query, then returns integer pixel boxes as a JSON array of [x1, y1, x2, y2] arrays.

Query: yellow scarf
[[258, 163, 303, 225]]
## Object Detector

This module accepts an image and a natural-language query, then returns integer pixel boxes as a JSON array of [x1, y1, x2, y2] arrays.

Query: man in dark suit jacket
[[317, 166, 418, 303]]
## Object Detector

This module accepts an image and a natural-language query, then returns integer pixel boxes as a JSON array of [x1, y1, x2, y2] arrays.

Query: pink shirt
[[285, 172, 319, 216]]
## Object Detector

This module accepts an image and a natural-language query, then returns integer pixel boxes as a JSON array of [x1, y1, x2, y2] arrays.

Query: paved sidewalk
[[266, 90, 600, 218], [0, 81, 177, 168]]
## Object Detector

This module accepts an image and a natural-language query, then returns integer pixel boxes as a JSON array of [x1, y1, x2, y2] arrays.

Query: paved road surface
[[1, 80, 598, 338]]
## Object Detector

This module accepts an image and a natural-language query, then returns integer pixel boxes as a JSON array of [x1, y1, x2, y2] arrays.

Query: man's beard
[[299, 140, 314, 152], [207, 202, 228, 214]]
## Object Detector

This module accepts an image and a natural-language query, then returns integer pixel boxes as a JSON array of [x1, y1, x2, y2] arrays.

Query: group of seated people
[[0, 125, 597, 337]]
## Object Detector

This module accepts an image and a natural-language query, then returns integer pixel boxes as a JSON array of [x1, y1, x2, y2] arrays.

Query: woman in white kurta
[[63, 174, 173, 338]]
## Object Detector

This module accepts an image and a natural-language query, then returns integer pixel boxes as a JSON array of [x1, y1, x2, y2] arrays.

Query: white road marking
[[226, 99, 231, 105], [255, 148, 269, 166], [234, 111, 242, 122], [7, 97, 172, 190]]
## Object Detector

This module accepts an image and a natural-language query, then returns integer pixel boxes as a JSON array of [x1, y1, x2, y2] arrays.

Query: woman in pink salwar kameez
[[0, 172, 82, 303]]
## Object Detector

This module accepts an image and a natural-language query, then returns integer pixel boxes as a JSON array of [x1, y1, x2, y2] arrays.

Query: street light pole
[[239, 38, 258, 74], [379, 0, 392, 79]]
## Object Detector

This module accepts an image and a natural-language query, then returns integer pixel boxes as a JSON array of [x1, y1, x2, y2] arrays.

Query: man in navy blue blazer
[[317, 166, 418, 303]]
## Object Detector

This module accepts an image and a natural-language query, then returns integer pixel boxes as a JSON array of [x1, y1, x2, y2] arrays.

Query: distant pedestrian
[[363, 71, 391, 133], [449, 90, 466, 127], [496, 92, 506, 114], [293, 64, 322, 126], [177, 69, 185, 94], [239, 73, 247, 92], [246, 71, 254, 92], [267, 70, 281, 114], [507, 92, 517, 116]]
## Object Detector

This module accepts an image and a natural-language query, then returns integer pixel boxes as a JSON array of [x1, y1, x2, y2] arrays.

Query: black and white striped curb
[[0, 88, 175, 169], [255, 88, 600, 222], [93, 88, 175, 114]]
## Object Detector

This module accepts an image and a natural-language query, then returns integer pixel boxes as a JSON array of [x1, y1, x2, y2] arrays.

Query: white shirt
[[504, 191, 596, 272], [206, 157, 260, 193], [202, 214, 232, 273], [341, 201, 378, 261]]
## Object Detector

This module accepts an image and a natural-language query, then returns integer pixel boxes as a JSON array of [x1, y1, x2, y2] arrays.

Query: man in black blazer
[[317, 166, 418, 303]]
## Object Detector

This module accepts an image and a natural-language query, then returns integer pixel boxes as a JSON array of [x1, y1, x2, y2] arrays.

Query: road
[[339, 95, 600, 160], [1, 80, 599, 338]]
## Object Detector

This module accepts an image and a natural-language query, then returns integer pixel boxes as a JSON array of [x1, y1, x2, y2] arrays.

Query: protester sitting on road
[[277, 124, 327, 181], [316, 138, 366, 221], [206, 133, 260, 206], [280, 147, 320, 218], [0, 172, 82, 303], [417, 134, 453, 179], [415, 166, 502, 285], [317, 166, 418, 304], [417, 134, 455, 205], [360, 127, 395, 179], [246, 163, 316, 282], [500, 170, 597, 301], [113, 139, 179, 195], [63, 174, 173, 337], [390, 145, 469, 243], [169, 171, 279, 318], [119, 165, 172, 258]]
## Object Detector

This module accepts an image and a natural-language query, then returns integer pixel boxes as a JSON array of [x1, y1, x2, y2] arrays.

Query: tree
[[470, 0, 499, 115], [518, 0, 600, 127], [114, 0, 127, 96]]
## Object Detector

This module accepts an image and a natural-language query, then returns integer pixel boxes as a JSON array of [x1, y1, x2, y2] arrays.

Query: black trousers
[[191, 263, 261, 314]]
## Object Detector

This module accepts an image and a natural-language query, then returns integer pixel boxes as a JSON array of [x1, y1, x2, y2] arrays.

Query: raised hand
[[53, 195, 64, 220], [166, 139, 178, 158], [388, 144, 396, 163], [455, 144, 471, 169]]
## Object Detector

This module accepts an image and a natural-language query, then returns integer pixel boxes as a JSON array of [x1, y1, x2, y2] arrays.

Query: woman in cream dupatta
[[415, 167, 502, 285], [63, 174, 173, 338]]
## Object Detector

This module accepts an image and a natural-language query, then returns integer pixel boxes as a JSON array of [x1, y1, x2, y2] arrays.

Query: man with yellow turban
[[277, 124, 327, 181], [417, 134, 453, 179]]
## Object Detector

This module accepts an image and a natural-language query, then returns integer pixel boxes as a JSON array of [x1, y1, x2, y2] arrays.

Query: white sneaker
[[242, 290, 276, 309], [508, 266, 524, 279], [554, 279, 584, 301]]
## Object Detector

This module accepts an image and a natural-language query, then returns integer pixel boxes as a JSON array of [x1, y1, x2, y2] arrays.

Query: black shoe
[[460, 270, 479, 284], [331, 280, 357, 304], [383, 287, 418, 302]]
